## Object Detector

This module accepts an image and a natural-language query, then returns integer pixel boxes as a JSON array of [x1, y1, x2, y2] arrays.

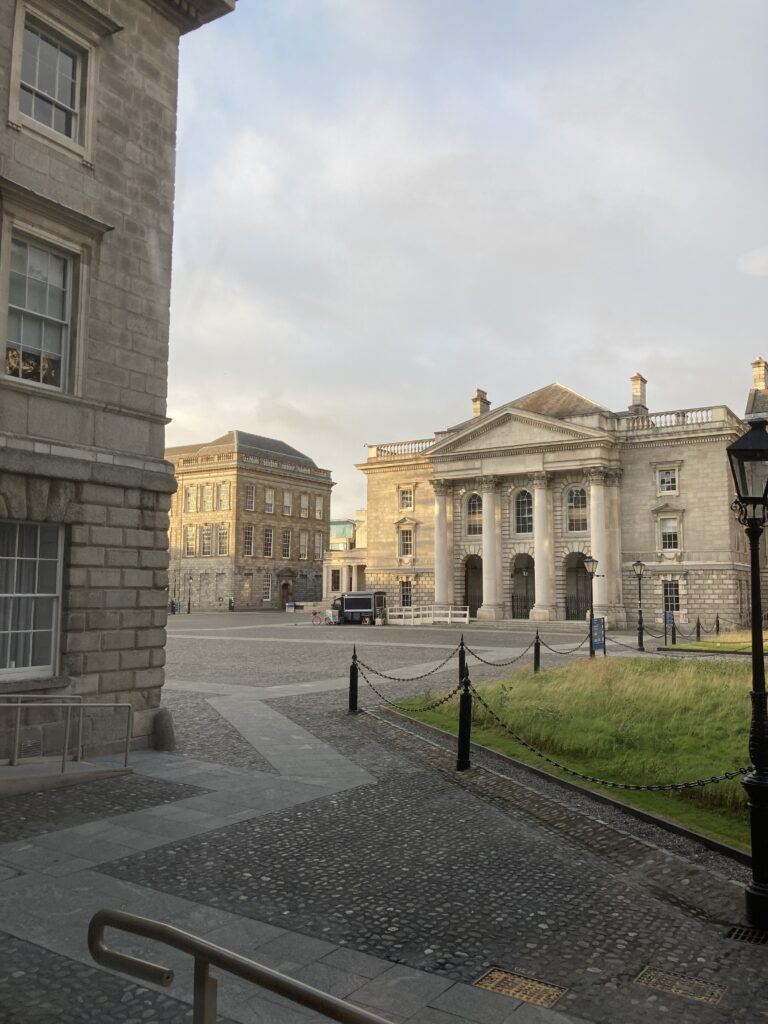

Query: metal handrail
[[0, 693, 84, 701], [1, 702, 132, 772], [88, 909, 396, 1024]]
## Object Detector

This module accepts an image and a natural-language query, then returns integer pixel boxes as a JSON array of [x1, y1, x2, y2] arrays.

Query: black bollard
[[348, 646, 359, 714], [534, 630, 541, 674], [458, 635, 466, 687], [716, 613, 720, 636], [696, 617, 701, 642], [671, 617, 677, 645], [456, 669, 472, 771]]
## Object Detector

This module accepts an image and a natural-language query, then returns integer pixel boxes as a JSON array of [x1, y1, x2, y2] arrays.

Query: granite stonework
[[0, 0, 235, 750]]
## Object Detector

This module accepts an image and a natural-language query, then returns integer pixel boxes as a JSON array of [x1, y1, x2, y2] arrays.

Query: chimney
[[472, 388, 491, 417], [629, 372, 647, 415], [753, 357, 767, 391]]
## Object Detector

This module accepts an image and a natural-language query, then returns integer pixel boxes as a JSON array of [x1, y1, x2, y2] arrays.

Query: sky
[[167, 0, 768, 517]]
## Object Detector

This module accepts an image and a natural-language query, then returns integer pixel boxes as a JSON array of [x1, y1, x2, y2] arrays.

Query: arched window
[[515, 490, 533, 533], [567, 487, 587, 532], [466, 493, 482, 535]]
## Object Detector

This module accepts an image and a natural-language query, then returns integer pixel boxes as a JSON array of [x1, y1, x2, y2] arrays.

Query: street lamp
[[633, 560, 646, 651], [584, 555, 598, 658], [727, 418, 768, 928], [187, 574, 192, 615]]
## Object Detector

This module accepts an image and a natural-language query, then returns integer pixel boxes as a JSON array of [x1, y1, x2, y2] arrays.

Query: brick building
[[167, 431, 333, 611], [0, 0, 235, 755], [356, 367, 761, 627]]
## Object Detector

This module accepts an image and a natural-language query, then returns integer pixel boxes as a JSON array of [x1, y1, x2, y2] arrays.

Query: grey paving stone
[[350, 965, 454, 1017], [202, 917, 289, 952], [509, 1005, 593, 1024], [288, 959, 369, 999], [320, 947, 394, 980], [250, 931, 338, 972], [430, 981, 522, 1022]]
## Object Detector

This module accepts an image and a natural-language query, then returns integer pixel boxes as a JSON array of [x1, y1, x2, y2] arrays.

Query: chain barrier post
[[456, 667, 472, 772], [671, 616, 677, 646], [533, 630, 541, 674], [696, 616, 701, 642], [458, 634, 466, 687], [348, 646, 359, 714], [716, 613, 721, 636]]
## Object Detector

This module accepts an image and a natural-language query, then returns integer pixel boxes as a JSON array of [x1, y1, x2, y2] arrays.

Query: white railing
[[387, 605, 470, 625], [368, 439, 434, 459], [621, 406, 740, 432]]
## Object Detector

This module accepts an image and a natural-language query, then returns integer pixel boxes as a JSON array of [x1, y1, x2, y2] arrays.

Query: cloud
[[738, 247, 768, 277]]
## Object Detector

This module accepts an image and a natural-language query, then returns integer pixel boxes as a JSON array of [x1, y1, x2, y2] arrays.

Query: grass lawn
[[398, 657, 753, 850], [674, 629, 765, 653]]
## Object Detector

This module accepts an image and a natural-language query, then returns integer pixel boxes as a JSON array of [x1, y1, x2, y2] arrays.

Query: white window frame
[[399, 529, 413, 557], [300, 494, 309, 518], [183, 526, 196, 557], [660, 516, 679, 551], [331, 568, 341, 591], [400, 579, 412, 607], [514, 489, 533, 535], [263, 527, 273, 558], [466, 493, 483, 536], [8, 0, 117, 163], [283, 491, 292, 516], [299, 531, 309, 560], [265, 488, 274, 514], [202, 484, 213, 512], [566, 487, 588, 533], [0, 521, 63, 682], [243, 526, 253, 557], [657, 467, 680, 496], [262, 573, 272, 602], [282, 529, 291, 558], [184, 486, 197, 513], [216, 482, 230, 510], [315, 495, 323, 520], [663, 580, 680, 612], [217, 525, 229, 556], [399, 487, 414, 511], [314, 533, 323, 560], [244, 484, 255, 511], [199, 524, 213, 557]]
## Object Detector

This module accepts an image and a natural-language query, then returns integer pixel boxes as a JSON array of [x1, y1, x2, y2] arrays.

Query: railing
[[0, 701, 132, 773], [387, 605, 470, 625], [88, 909, 395, 1024], [621, 406, 742, 433], [367, 439, 434, 459]]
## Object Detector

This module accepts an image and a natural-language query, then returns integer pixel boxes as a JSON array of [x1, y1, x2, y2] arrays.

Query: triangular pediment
[[425, 406, 612, 458], [651, 502, 683, 515]]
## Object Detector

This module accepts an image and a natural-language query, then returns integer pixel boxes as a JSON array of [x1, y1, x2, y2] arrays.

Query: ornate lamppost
[[727, 419, 768, 927], [633, 560, 645, 651], [584, 555, 598, 658]]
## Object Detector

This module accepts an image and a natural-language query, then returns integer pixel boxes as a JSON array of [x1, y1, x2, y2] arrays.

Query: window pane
[[37, 560, 57, 593], [33, 94, 53, 126], [11, 596, 34, 631], [43, 322, 63, 355], [41, 355, 61, 387], [8, 310, 21, 343], [32, 629, 52, 666], [37, 45, 57, 97], [9, 630, 32, 668], [0, 598, 11, 632], [16, 560, 36, 593], [9, 272, 26, 308], [18, 525, 37, 558], [27, 278, 47, 314], [34, 596, 54, 628], [0, 560, 14, 593], [6, 347, 20, 377], [0, 633, 8, 669], [18, 87, 33, 116], [57, 72, 75, 107], [39, 526, 59, 559], [0, 524, 17, 557], [21, 316, 42, 349]]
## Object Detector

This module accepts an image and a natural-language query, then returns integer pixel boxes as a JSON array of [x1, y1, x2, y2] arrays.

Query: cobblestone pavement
[[1, 616, 764, 1023]]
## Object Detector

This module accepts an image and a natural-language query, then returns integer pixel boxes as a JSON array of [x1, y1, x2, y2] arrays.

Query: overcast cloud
[[167, 0, 768, 515]]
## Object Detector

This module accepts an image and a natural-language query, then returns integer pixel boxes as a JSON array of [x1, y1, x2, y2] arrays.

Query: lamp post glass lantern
[[584, 556, 598, 658], [727, 418, 768, 928], [633, 560, 645, 651]]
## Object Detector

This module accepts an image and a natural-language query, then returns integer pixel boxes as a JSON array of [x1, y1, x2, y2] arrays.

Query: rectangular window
[[663, 580, 680, 612], [661, 517, 679, 550], [400, 488, 413, 511], [567, 488, 588, 533], [300, 494, 309, 518], [299, 531, 308, 560], [658, 468, 678, 494], [400, 580, 412, 607], [314, 533, 323, 559], [202, 484, 213, 512], [0, 521, 62, 678], [183, 526, 195, 556], [265, 488, 274, 514], [217, 525, 229, 556], [200, 525, 213, 556], [6, 236, 70, 390], [243, 526, 253, 556], [315, 496, 323, 520], [19, 21, 82, 142], [283, 491, 292, 516], [263, 527, 273, 557], [262, 574, 272, 601], [245, 484, 255, 511], [399, 529, 413, 557], [282, 530, 291, 558], [184, 486, 197, 513], [216, 482, 230, 510], [331, 568, 341, 591]]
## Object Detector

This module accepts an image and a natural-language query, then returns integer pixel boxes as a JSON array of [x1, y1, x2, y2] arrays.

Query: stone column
[[529, 472, 555, 620], [588, 468, 609, 614], [432, 479, 451, 605], [477, 476, 503, 619], [606, 469, 626, 627]]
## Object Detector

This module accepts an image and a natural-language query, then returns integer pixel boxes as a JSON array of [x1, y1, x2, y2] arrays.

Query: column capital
[[586, 466, 608, 484], [605, 467, 623, 486], [477, 475, 498, 493], [431, 479, 452, 497], [528, 472, 551, 490]]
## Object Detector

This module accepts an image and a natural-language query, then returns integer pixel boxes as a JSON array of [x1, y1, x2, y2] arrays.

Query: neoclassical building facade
[[358, 368, 760, 626]]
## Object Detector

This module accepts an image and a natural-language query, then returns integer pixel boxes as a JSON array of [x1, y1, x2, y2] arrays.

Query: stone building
[[357, 368, 760, 626], [322, 512, 367, 602], [0, 0, 235, 756], [167, 431, 333, 610]]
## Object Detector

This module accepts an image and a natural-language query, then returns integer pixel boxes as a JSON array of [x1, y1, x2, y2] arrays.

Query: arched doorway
[[511, 554, 535, 619], [565, 553, 589, 620], [464, 555, 483, 617]]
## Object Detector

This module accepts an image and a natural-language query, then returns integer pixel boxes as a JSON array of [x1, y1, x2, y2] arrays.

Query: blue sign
[[591, 616, 606, 651], [665, 611, 675, 627]]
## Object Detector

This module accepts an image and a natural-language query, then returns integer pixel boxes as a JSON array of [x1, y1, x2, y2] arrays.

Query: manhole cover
[[635, 966, 725, 1005], [726, 926, 768, 945], [475, 968, 566, 1007]]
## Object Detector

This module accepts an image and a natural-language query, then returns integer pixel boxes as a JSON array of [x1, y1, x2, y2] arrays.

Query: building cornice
[[146, 0, 235, 34]]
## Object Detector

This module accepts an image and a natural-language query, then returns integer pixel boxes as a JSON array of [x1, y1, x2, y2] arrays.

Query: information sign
[[591, 616, 606, 652]]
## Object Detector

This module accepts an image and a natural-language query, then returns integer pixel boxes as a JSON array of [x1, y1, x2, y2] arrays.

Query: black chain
[[605, 635, 671, 656], [356, 645, 459, 682], [469, 684, 751, 791], [464, 638, 535, 667], [539, 635, 589, 655], [358, 665, 462, 712], [642, 626, 665, 638]]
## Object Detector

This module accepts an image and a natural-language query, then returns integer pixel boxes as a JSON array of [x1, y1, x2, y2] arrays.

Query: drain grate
[[475, 967, 566, 1008], [635, 966, 725, 1005], [726, 926, 768, 945]]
